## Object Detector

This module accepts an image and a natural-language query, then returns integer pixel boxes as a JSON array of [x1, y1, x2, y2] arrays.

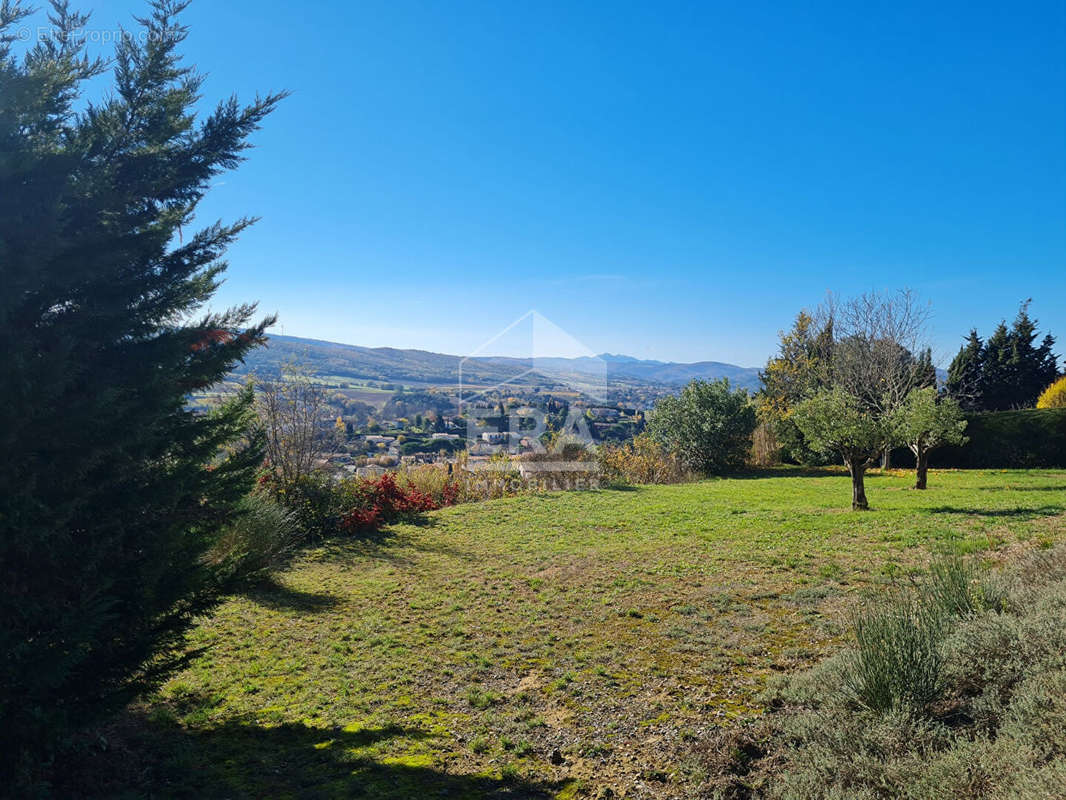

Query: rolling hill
[[234, 334, 763, 393]]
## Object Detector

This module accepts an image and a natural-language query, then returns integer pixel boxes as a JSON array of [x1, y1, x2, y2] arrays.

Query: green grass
[[88, 469, 1066, 798]]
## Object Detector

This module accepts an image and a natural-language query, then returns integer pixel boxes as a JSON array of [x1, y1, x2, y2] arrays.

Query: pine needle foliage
[[0, 0, 284, 774]]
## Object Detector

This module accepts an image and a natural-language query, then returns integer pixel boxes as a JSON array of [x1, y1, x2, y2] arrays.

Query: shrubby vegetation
[[1037, 375, 1066, 409], [838, 556, 1003, 714], [259, 454, 540, 540], [204, 494, 302, 589], [701, 546, 1066, 799], [336, 473, 442, 533], [647, 378, 757, 474], [259, 470, 449, 538], [597, 433, 690, 485], [396, 462, 483, 504], [933, 408, 1066, 469]]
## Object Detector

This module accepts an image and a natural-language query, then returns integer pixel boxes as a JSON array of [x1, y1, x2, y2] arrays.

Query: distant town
[[198, 374, 648, 477], [190, 332, 761, 478]]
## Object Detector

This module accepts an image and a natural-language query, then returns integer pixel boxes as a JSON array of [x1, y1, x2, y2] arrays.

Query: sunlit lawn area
[[94, 468, 1066, 799]]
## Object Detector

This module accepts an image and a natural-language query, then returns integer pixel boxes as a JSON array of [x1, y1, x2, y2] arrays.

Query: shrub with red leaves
[[341, 506, 381, 531], [339, 472, 439, 534], [441, 479, 461, 507]]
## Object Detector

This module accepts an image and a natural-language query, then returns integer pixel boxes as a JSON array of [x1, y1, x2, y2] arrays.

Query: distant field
[[95, 469, 1066, 798], [315, 376, 413, 394], [189, 376, 398, 412]]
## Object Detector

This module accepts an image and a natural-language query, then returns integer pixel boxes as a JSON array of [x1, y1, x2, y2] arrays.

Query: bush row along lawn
[[86, 468, 1066, 799]]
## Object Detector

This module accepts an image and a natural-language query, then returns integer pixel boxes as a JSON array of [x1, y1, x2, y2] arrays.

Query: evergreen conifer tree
[[945, 330, 985, 410], [980, 321, 1013, 410], [1007, 303, 1059, 407], [913, 347, 938, 390], [946, 305, 1059, 411], [0, 0, 283, 773]]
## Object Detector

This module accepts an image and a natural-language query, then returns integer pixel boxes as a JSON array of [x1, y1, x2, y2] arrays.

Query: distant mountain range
[[235, 334, 763, 392], [596, 353, 763, 388]]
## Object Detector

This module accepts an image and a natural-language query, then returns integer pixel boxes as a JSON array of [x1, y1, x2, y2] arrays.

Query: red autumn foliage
[[190, 328, 234, 352], [339, 472, 441, 534], [260, 468, 465, 538], [441, 479, 460, 507]]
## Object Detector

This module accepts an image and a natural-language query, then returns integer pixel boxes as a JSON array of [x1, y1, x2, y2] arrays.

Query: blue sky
[[40, 1, 1066, 366]]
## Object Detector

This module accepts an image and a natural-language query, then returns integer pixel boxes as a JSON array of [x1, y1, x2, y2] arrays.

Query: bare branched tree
[[255, 364, 328, 484], [823, 290, 935, 467], [830, 289, 933, 415]]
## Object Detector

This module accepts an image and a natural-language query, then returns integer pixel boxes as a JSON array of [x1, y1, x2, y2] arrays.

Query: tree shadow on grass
[[929, 505, 1065, 518], [63, 714, 564, 799], [241, 576, 341, 613], [728, 466, 848, 480], [978, 485, 1066, 493], [315, 524, 476, 569], [405, 514, 442, 528]]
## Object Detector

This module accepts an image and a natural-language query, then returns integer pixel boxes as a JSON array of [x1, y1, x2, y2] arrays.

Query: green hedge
[[894, 409, 1066, 469], [400, 438, 465, 456]]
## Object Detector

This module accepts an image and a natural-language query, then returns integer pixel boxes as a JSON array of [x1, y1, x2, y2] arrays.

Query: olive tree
[[792, 389, 896, 510], [893, 387, 968, 489], [762, 291, 936, 473], [830, 290, 936, 468]]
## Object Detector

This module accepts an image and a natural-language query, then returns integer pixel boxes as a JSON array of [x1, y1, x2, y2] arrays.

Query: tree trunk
[[914, 449, 928, 490], [849, 462, 870, 510], [881, 447, 892, 470]]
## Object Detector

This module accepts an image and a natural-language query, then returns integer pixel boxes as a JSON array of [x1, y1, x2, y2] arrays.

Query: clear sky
[[38, 0, 1066, 366]]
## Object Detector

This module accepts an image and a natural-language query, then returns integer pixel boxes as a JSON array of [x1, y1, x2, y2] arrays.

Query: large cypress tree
[[980, 321, 1013, 410], [913, 346, 938, 390], [945, 330, 985, 411], [1007, 303, 1059, 408], [0, 0, 283, 772], [956, 304, 1061, 411]]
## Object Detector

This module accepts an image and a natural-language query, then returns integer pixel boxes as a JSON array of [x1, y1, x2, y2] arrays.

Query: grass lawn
[[92, 468, 1066, 799]]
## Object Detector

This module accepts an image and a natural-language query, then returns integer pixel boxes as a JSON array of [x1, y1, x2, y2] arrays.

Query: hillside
[[235, 334, 763, 392], [75, 469, 1066, 799]]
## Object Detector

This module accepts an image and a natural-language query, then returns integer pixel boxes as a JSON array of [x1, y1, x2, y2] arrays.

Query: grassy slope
[[110, 469, 1065, 799]]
